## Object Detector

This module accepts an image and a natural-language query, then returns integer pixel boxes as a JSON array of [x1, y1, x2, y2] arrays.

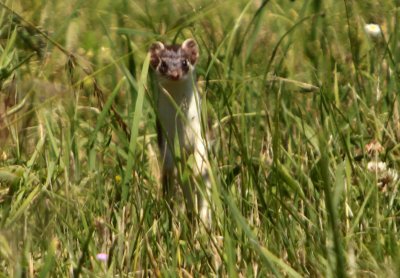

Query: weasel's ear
[[182, 38, 199, 65], [149, 41, 165, 69]]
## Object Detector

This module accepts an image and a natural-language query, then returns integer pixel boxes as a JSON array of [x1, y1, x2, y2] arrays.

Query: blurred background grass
[[0, 0, 400, 276]]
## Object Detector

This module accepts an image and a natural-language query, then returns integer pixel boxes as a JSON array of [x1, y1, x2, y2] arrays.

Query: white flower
[[387, 168, 398, 182], [364, 23, 381, 37], [367, 160, 399, 192], [367, 161, 387, 173]]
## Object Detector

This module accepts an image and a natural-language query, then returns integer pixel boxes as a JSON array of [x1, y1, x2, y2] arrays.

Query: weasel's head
[[149, 38, 199, 82]]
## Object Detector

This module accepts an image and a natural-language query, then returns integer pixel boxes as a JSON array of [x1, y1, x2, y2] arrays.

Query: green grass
[[0, 0, 399, 276]]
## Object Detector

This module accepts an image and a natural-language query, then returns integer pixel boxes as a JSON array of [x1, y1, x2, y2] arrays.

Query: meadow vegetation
[[0, 0, 399, 276]]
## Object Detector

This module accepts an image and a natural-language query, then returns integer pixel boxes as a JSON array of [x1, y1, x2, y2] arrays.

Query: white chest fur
[[156, 75, 202, 152]]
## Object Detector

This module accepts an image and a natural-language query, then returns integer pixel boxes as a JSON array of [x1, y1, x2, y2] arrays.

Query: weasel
[[149, 38, 211, 226]]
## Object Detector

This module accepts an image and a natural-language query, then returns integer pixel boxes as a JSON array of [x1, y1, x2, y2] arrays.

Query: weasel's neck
[[158, 74, 197, 103]]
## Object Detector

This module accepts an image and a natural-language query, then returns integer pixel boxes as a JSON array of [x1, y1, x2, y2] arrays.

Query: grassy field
[[0, 0, 399, 276]]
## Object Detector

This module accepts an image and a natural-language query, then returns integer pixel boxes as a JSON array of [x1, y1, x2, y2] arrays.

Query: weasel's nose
[[170, 71, 180, 80]]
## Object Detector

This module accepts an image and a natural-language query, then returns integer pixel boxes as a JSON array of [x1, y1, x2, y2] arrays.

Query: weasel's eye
[[182, 59, 188, 69]]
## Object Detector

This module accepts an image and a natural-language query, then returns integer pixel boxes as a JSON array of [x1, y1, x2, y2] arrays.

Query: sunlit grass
[[0, 0, 399, 276]]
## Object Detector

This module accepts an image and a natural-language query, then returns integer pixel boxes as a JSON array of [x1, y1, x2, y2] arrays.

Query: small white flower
[[364, 23, 381, 37], [387, 168, 398, 182], [367, 161, 387, 173], [96, 253, 108, 262], [366, 160, 399, 192]]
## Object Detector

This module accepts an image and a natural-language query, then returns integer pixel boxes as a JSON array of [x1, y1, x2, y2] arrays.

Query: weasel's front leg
[[157, 118, 175, 203], [160, 140, 175, 203]]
